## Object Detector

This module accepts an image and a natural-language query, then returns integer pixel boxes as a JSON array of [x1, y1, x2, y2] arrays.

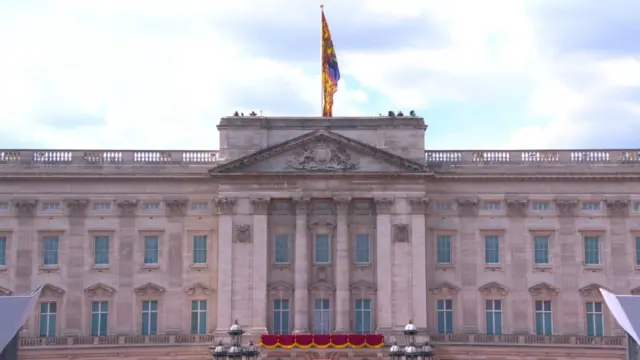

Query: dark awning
[[0, 286, 42, 352]]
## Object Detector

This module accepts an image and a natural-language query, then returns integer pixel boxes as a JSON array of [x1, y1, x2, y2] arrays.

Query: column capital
[[250, 197, 270, 215], [13, 199, 38, 218], [164, 199, 188, 217], [606, 198, 629, 218], [116, 199, 138, 217], [506, 198, 529, 217], [456, 197, 479, 217], [214, 198, 236, 215], [554, 198, 578, 217], [374, 197, 394, 215], [294, 197, 310, 215], [333, 196, 351, 215], [408, 197, 429, 215]]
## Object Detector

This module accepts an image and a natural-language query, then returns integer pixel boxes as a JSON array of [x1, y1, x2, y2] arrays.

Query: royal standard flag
[[322, 9, 341, 117]]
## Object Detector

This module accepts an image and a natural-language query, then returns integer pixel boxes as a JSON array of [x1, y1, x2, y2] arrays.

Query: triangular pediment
[[528, 282, 559, 297], [350, 281, 376, 293], [430, 282, 460, 296], [134, 282, 166, 296], [479, 282, 509, 296], [309, 281, 336, 292], [209, 130, 429, 174], [84, 283, 116, 297], [268, 281, 294, 293], [40, 283, 65, 297], [0, 286, 12, 296], [579, 283, 608, 297], [184, 282, 213, 295]]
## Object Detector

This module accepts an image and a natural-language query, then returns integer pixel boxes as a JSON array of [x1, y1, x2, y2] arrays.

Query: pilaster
[[115, 199, 138, 334], [63, 199, 89, 335], [251, 197, 270, 334], [606, 198, 629, 294], [164, 199, 187, 332], [374, 197, 393, 332], [408, 197, 428, 330], [293, 197, 310, 333], [554, 198, 580, 334], [215, 198, 236, 335], [12, 199, 37, 295], [505, 197, 529, 333], [456, 197, 479, 333], [334, 196, 351, 333]]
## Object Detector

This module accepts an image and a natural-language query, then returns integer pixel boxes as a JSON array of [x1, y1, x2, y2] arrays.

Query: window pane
[[43, 237, 59, 265], [636, 236, 640, 265], [274, 235, 290, 264], [484, 236, 499, 264], [534, 236, 549, 264], [0, 237, 6, 266], [144, 236, 159, 264], [193, 235, 207, 264], [315, 235, 330, 263], [584, 236, 600, 265], [436, 235, 452, 264], [94, 236, 109, 265], [355, 235, 370, 263]]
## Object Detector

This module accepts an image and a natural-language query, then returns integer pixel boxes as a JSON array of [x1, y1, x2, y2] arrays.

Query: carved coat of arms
[[287, 141, 358, 171]]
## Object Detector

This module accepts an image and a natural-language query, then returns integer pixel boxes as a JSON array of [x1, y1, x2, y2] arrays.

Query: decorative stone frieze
[[606, 198, 629, 218], [392, 224, 410, 242], [84, 283, 116, 298], [214, 198, 236, 215], [429, 282, 460, 296], [334, 196, 351, 215], [478, 282, 509, 297], [374, 198, 393, 215], [65, 199, 89, 217], [408, 197, 429, 215], [13, 199, 37, 217], [506, 198, 529, 217], [133, 282, 166, 296], [286, 141, 359, 171], [164, 199, 188, 217], [528, 282, 559, 297], [294, 197, 310, 215], [234, 224, 252, 243], [250, 198, 270, 215], [184, 282, 212, 296], [555, 198, 578, 217], [116, 199, 138, 216], [456, 197, 479, 217]]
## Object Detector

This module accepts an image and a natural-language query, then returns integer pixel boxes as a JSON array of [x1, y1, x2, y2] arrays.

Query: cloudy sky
[[0, 0, 638, 151]]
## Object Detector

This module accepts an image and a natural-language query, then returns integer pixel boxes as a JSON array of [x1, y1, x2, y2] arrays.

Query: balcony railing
[[428, 333, 625, 347], [425, 150, 640, 165], [20, 334, 216, 348], [0, 150, 219, 166]]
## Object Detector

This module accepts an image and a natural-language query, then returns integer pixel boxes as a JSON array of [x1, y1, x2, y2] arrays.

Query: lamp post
[[212, 320, 260, 360], [388, 321, 434, 360]]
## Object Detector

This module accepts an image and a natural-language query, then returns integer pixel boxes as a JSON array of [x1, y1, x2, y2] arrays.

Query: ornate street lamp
[[211, 320, 260, 360], [388, 321, 434, 360]]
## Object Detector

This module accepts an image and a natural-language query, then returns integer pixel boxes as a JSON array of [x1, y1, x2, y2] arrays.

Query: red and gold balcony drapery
[[260, 334, 384, 349]]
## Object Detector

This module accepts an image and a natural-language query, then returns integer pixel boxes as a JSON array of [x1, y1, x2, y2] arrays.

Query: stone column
[[251, 198, 269, 334], [375, 197, 394, 332], [215, 198, 236, 335], [408, 198, 428, 330], [13, 200, 37, 296], [456, 197, 479, 333], [293, 197, 310, 333], [505, 198, 529, 333], [334, 196, 351, 333], [554, 198, 580, 334], [63, 199, 89, 335], [164, 199, 187, 332], [115, 199, 138, 334], [606, 198, 630, 294]]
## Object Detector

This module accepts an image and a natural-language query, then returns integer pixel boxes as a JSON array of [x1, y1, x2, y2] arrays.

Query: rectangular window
[[93, 202, 111, 211], [190, 202, 209, 210], [437, 299, 453, 334], [355, 234, 370, 263], [635, 202, 640, 211], [535, 300, 552, 335], [584, 236, 600, 265], [636, 236, 640, 266], [435, 202, 452, 211], [0, 203, 9, 211], [354, 201, 371, 211], [583, 202, 601, 211], [533, 236, 549, 264], [144, 236, 159, 265], [94, 236, 109, 265], [143, 202, 160, 211], [313, 299, 331, 334], [436, 235, 452, 264], [312, 202, 331, 211], [42, 236, 59, 266], [190, 300, 207, 334], [274, 235, 290, 264], [483, 202, 501, 210], [485, 300, 503, 335], [532, 202, 550, 211], [354, 299, 372, 334], [0, 236, 6, 266], [141, 300, 158, 335], [314, 234, 330, 264], [273, 201, 290, 211], [39, 302, 57, 337], [273, 299, 290, 334], [586, 301, 604, 336], [42, 202, 60, 211], [193, 235, 207, 264], [484, 235, 500, 264], [91, 301, 108, 336]]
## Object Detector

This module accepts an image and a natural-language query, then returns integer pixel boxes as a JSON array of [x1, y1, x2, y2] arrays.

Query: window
[[435, 202, 452, 211], [141, 300, 158, 335], [484, 235, 500, 264], [355, 235, 370, 263], [0, 203, 8, 211], [436, 235, 452, 264], [0, 236, 6, 266], [354, 201, 371, 211], [485, 300, 502, 335], [437, 299, 453, 334], [312, 202, 331, 211], [190, 300, 207, 334], [91, 301, 108, 336], [274, 235, 290, 264], [582, 202, 601, 211], [143, 202, 160, 211], [636, 236, 640, 266], [94, 236, 109, 265], [39, 302, 57, 337], [586, 301, 604, 336], [190, 202, 209, 210], [533, 236, 549, 264], [42, 236, 59, 266], [532, 202, 550, 211], [535, 300, 552, 335], [483, 202, 501, 211], [93, 202, 111, 211], [193, 235, 207, 264], [42, 202, 60, 211], [584, 236, 600, 265], [354, 299, 372, 334], [144, 236, 159, 265], [314, 234, 330, 264], [273, 299, 290, 334], [635, 202, 640, 211], [273, 201, 290, 211], [313, 299, 331, 334]]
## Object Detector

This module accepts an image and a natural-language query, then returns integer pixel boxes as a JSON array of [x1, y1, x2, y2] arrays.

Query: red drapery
[[260, 334, 384, 349]]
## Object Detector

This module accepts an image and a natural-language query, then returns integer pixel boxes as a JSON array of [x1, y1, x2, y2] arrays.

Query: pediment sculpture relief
[[429, 282, 460, 296], [0, 286, 13, 296], [40, 283, 66, 298], [134, 282, 166, 296], [234, 224, 252, 243], [309, 281, 336, 295], [478, 282, 509, 297], [528, 282, 559, 297], [578, 283, 607, 297], [393, 224, 410, 243], [184, 282, 213, 296], [287, 141, 359, 171], [84, 283, 116, 298]]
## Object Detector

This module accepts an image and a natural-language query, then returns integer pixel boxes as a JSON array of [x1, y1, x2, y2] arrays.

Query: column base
[[293, 328, 310, 334]]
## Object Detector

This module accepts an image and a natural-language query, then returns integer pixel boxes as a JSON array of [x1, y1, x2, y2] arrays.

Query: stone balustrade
[[425, 149, 640, 165], [0, 150, 219, 166], [20, 334, 216, 348], [429, 333, 625, 347]]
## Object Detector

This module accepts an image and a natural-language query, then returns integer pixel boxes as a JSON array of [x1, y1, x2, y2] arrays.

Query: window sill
[[484, 264, 503, 272], [354, 262, 372, 269], [634, 265, 640, 271], [0, 266, 6, 272], [583, 265, 604, 272], [435, 263, 455, 270], [141, 264, 160, 270], [272, 263, 292, 270], [39, 265, 59, 273], [190, 263, 208, 269], [92, 264, 110, 271], [533, 264, 553, 273]]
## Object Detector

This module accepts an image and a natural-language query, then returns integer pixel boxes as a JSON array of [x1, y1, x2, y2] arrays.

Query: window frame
[[436, 299, 454, 334], [485, 299, 503, 335], [190, 299, 208, 335], [314, 234, 331, 264], [354, 299, 373, 334], [272, 299, 291, 335], [90, 300, 109, 336], [354, 234, 371, 265], [39, 302, 58, 337], [534, 300, 553, 335], [313, 298, 332, 334], [273, 234, 291, 265], [141, 300, 159, 335]]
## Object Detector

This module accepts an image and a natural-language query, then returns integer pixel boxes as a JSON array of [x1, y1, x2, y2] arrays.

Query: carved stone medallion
[[393, 224, 410, 243], [235, 224, 252, 243], [287, 141, 358, 171]]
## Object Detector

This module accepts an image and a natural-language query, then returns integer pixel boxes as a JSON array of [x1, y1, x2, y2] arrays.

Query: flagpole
[[320, 4, 324, 117]]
